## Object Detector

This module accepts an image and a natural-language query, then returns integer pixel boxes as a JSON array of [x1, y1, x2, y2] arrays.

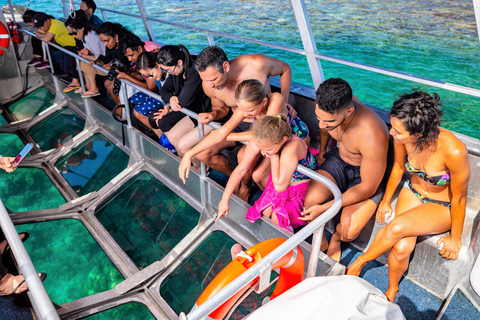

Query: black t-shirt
[[160, 58, 211, 114]]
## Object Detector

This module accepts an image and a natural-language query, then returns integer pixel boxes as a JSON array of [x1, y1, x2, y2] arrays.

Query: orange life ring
[[194, 238, 304, 320], [0, 22, 10, 57]]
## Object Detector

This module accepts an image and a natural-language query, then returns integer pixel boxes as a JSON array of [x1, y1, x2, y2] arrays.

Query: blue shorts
[[129, 92, 163, 116]]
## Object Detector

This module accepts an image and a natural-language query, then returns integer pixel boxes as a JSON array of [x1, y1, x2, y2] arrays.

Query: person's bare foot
[[346, 257, 367, 276], [327, 242, 341, 262], [385, 287, 399, 302], [1, 232, 28, 255]]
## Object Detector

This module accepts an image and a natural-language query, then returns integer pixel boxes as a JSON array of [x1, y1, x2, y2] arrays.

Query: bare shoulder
[[355, 100, 389, 143], [439, 129, 468, 160]]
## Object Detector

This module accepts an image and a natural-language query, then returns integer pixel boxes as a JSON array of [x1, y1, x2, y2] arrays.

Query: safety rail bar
[[59, 0, 480, 99], [0, 199, 60, 320], [183, 166, 342, 320], [20, 28, 343, 320]]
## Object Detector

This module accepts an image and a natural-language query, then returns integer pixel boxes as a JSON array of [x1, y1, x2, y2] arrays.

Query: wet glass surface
[[29, 107, 86, 151], [16, 219, 124, 305], [54, 133, 129, 197], [95, 171, 200, 269], [81, 302, 155, 320], [9, 88, 55, 120]]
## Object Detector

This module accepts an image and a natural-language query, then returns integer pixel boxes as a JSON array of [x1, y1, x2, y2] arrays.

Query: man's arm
[[43, 31, 55, 43], [197, 86, 230, 124]]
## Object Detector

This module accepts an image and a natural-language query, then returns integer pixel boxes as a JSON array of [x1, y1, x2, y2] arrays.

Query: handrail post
[[75, 57, 86, 94], [61, 0, 71, 18], [474, 0, 480, 46], [205, 32, 215, 46], [100, 9, 108, 22], [6, 0, 16, 25], [197, 123, 209, 211], [134, 0, 157, 42], [306, 224, 325, 277], [0, 200, 60, 320], [290, 0, 325, 88], [120, 81, 137, 151]]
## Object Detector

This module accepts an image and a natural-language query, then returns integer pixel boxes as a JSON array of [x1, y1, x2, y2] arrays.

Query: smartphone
[[12, 143, 33, 168]]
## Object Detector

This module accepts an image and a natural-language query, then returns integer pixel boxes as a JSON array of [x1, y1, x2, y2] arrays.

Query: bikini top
[[291, 137, 318, 182], [404, 156, 451, 186]]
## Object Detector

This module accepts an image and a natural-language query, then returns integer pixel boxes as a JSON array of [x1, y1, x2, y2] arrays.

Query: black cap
[[32, 12, 49, 28]]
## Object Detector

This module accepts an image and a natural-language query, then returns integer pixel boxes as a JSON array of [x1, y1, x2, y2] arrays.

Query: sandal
[[1, 232, 29, 255], [74, 88, 83, 94], [81, 91, 100, 98], [0, 272, 47, 296], [63, 84, 81, 93]]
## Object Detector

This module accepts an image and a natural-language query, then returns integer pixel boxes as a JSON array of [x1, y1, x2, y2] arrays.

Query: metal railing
[[0, 199, 60, 320], [19, 28, 343, 319], [60, 0, 480, 98]]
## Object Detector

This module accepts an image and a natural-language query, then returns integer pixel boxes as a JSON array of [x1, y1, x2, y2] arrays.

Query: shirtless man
[[299, 78, 390, 262], [178, 46, 292, 197]]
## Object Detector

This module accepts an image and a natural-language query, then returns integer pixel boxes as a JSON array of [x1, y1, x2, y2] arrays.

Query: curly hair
[[252, 114, 291, 144], [390, 90, 443, 151], [194, 46, 228, 73], [315, 78, 353, 114]]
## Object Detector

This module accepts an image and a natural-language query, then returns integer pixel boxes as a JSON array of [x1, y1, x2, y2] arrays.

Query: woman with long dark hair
[[64, 16, 105, 97], [96, 22, 132, 107], [140, 45, 211, 157], [347, 91, 470, 302]]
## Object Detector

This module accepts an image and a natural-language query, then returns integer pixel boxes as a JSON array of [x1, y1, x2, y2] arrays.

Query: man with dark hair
[[80, 0, 103, 28], [299, 78, 390, 262], [117, 33, 161, 129], [33, 12, 77, 80], [178, 46, 291, 200]]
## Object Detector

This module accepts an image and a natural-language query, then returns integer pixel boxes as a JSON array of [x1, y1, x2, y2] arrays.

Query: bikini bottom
[[403, 178, 451, 209]]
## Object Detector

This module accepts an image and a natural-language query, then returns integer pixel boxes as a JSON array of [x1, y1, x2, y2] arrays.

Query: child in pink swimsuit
[[217, 114, 318, 231]]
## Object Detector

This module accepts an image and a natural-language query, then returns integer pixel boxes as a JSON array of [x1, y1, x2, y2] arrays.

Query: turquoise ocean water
[[1, 1, 480, 318], [8, 0, 480, 138]]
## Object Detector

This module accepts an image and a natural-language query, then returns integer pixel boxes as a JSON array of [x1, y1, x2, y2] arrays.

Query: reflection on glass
[[54, 133, 129, 196], [9, 87, 55, 120], [82, 302, 155, 320], [29, 107, 85, 151], [95, 172, 200, 269]]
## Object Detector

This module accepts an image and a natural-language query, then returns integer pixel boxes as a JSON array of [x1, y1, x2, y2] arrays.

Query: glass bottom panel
[[29, 107, 86, 151], [160, 231, 277, 318], [0, 167, 65, 212], [54, 133, 129, 197], [160, 231, 238, 314], [0, 133, 24, 160], [16, 219, 124, 305], [9, 87, 55, 120], [0, 113, 7, 126], [81, 302, 155, 320], [95, 172, 200, 269]]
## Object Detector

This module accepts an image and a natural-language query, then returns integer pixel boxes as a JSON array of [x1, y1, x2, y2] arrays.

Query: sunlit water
[[10, 0, 480, 137], [2, 0, 480, 318]]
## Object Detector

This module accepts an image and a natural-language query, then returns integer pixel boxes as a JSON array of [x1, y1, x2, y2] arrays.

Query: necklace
[[336, 103, 357, 147]]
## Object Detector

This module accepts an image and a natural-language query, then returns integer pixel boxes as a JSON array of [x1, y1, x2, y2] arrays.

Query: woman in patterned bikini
[[347, 90, 470, 303]]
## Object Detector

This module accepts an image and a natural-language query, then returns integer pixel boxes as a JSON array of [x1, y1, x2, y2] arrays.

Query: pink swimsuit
[[246, 137, 318, 230]]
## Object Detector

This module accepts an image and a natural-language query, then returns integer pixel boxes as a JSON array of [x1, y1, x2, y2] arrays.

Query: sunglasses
[[68, 31, 78, 36]]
